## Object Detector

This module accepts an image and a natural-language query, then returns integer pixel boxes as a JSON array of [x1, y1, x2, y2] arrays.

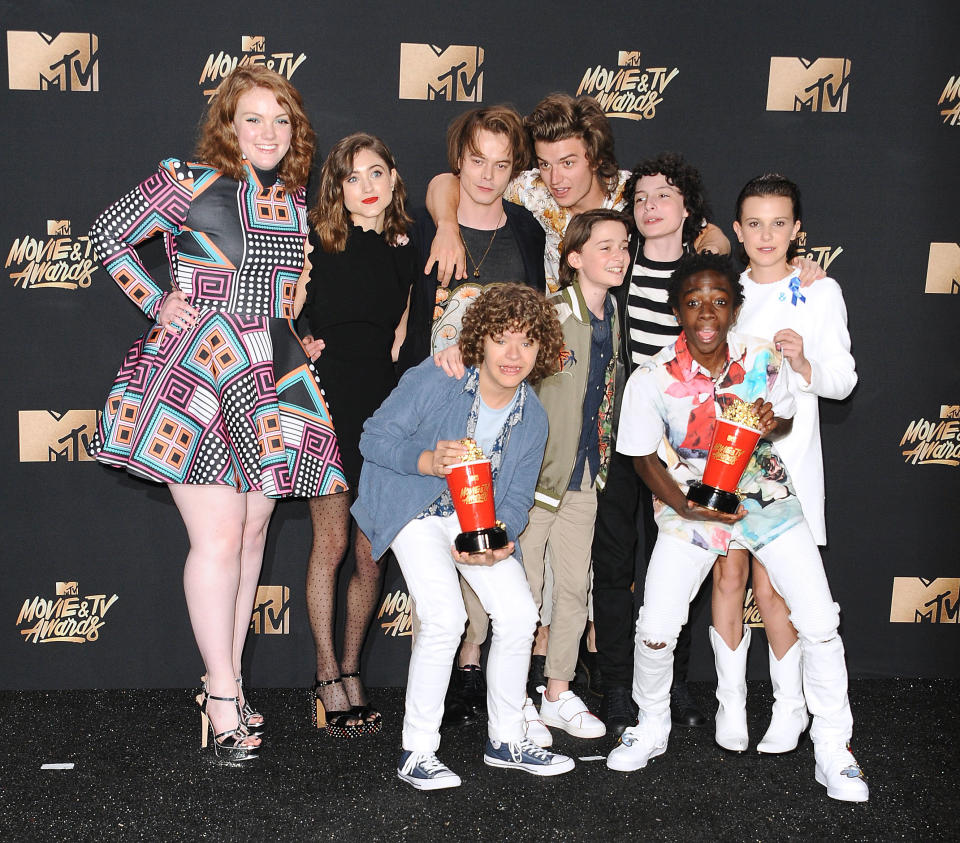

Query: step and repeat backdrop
[[2, 2, 957, 690]]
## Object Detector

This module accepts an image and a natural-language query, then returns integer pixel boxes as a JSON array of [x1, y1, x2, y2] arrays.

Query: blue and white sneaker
[[397, 750, 462, 790], [483, 738, 575, 776]]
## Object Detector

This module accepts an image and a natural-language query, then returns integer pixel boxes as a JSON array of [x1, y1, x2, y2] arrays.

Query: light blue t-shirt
[[475, 391, 519, 457]]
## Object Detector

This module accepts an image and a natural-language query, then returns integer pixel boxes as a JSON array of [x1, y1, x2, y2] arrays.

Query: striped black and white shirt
[[626, 253, 682, 366]]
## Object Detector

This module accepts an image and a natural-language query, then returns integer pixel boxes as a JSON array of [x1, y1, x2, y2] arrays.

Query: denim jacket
[[351, 358, 549, 560]]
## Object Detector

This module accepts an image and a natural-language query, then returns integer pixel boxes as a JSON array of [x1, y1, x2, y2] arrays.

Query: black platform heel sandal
[[312, 678, 373, 738], [197, 690, 260, 761], [236, 676, 265, 734], [340, 671, 383, 734]]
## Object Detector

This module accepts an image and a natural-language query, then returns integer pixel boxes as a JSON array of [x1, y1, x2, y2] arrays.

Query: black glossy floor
[[4, 678, 956, 842]]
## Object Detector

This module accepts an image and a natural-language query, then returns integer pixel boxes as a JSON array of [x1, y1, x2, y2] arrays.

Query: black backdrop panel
[[2, 1, 957, 689]]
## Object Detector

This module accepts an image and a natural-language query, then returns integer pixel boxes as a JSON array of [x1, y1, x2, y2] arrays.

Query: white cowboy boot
[[709, 625, 750, 752], [757, 641, 809, 753]]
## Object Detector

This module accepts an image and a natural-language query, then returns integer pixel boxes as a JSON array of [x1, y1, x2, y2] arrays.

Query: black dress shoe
[[670, 681, 707, 727], [458, 664, 486, 713], [601, 685, 637, 738], [440, 693, 475, 729]]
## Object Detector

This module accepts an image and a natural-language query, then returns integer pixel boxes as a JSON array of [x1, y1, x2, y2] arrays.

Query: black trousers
[[592, 449, 706, 690]]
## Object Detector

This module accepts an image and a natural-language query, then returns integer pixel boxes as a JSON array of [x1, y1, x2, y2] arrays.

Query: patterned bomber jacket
[[533, 281, 620, 511]]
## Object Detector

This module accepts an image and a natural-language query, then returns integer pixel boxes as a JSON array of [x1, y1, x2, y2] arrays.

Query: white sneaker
[[814, 743, 869, 802], [606, 713, 669, 772], [522, 697, 552, 747], [539, 689, 605, 738]]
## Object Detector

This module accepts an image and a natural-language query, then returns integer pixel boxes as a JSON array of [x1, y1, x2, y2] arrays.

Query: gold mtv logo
[[890, 578, 959, 623], [19, 410, 98, 462], [399, 43, 483, 102], [742, 587, 765, 628], [924, 243, 960, 294], [618, 51, 643, 67], [766, 57, 851, 112], [241, 35, 265, 53], [942, 405, 960, 420], [47, 220, 71, 236], [56, 581, 78, 596], [7, 31, 99, 92], [251, 585, 290, 634]]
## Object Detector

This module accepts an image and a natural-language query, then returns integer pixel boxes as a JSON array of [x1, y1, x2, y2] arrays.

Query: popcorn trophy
[[446, 438, 508, 553], [686, 401, 763, 514]]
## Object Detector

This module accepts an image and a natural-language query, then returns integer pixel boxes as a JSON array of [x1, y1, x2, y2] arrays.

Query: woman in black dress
[[299, 134, 416, 736]]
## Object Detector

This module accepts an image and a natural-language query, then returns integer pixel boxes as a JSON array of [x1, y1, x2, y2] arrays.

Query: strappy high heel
[[236, 675, 265, 734], [341, 671, 383, 734], [197, 690, 260, 761], [312, 678, 374, 738]]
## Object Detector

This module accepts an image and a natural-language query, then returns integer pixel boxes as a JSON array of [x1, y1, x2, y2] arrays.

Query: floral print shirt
[[616, 331, 804, 554]]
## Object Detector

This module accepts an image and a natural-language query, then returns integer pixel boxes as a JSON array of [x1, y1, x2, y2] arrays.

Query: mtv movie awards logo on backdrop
[[199, 36, 306, 99], [19, 410, 97, 462], [398, 44, 484, 102], [795, 231, 843, 274], [576, 51, 679, 121], [899, 405, 960, 467], [5, 220, 96, 290], [250, 585, 290, 634], [7, 31, 98, 91], [890, 578, 959, 623], [378, 590, 413, 637], [939, 75, 960, 125], [17, 582, 118, 643], [742, 588, 765, 628], [925, 243, 959, 294], [766, 57, 851, 112]]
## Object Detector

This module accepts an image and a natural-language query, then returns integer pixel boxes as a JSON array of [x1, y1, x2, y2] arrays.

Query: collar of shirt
[[673, 332, 748, 386]]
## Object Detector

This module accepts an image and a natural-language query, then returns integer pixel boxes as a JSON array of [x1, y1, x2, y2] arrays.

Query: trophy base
[[686, 481, 741, 514], [455, 526, 509, 554]]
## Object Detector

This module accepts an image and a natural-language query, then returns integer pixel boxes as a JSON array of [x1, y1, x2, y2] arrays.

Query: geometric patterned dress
[[87, 158, 347, 498]]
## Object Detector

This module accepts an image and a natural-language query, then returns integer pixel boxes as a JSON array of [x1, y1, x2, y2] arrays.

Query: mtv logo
[[795, 230, 808, 248], [47, 220, 71, 236], [890, 577, 960, 623], [618, 51, 643, 67], [7, 31, 99, 92], [924, 243, 960, 294], [766, 57, 851, 112], [242, 35, 265, 53], [399, 43, 484, 102], [251, 585, 290, 634], [56, 582, 79, 596], [19, 410, 98, 462], [941, 405, 960, 419]]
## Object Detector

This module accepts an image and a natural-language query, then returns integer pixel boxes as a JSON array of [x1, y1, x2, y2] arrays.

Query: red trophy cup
[[686, 403, 763, 514], [446, 439, 508, 553]]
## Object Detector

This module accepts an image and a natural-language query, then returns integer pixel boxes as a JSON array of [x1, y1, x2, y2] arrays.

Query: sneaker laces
[[401, 752, 445, 776], [515, 738, 551, 761]]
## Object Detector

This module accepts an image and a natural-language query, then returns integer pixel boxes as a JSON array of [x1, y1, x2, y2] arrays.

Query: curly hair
[[734, 173, 803, 262], [308, 133, 412, 253], [558, 208, 632, 288], [447, 106, 531, 179], [460, 284, 563, 385], [194, 66, 315, 190], [667, 252, 744, 312], [623, 152, 710, 245], [525, 93, 619, 196]]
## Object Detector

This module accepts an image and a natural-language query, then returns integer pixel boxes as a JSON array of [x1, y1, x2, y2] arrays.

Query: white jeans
[[634, 523, 853, 745], [392, 514, 538, 752]]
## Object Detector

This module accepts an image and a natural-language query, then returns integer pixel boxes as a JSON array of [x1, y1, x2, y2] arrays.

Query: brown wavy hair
[[460, 284, 563, 385], [194, 66, 315, 190], [308, 133, 412, 253], [525, 93, 619, 196], [446, 105, 531, 179], [558, 208, 633, 288]]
